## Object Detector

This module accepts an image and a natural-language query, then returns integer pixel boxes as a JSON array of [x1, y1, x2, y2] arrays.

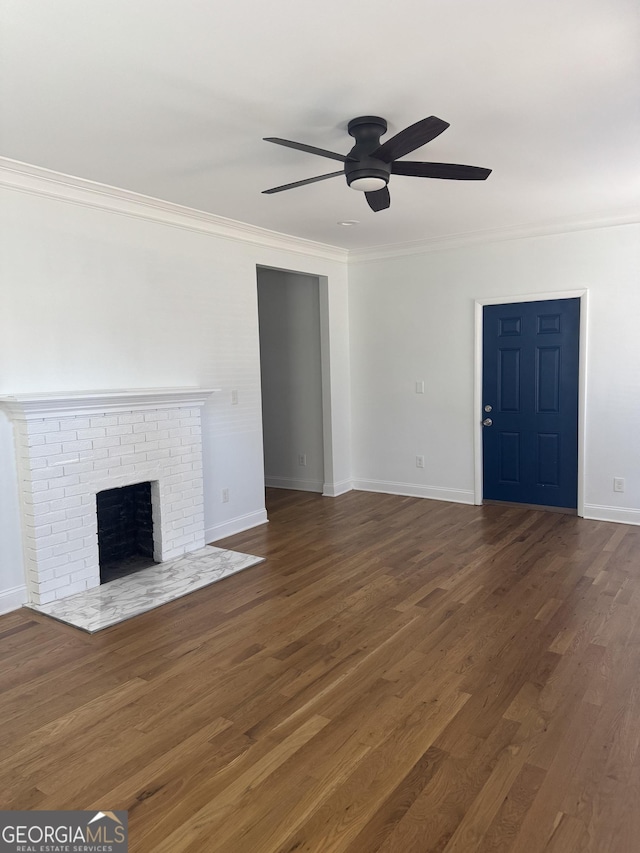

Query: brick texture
[[14, 404, 206, 605]]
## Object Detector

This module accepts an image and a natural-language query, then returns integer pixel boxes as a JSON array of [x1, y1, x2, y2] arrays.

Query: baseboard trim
[[582, 504, 640, 526], [352, 479, 475, 505], [0, 584, 28, 615], [265, 476, 323, 493], [205, 509, 269, 544], [322, 479, 354, 497]]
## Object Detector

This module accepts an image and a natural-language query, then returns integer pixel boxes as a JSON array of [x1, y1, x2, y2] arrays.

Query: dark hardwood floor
[[1, 489, 640, 851]]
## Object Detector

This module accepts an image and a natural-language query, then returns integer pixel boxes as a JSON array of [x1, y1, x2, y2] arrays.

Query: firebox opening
[[97, 482, 156, 584]]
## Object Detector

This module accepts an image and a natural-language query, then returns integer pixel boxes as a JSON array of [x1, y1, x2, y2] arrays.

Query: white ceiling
[[1, 0, 638, 250]]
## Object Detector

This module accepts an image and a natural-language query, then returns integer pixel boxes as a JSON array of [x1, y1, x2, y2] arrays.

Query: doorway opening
[[256, 267, 326, 494]]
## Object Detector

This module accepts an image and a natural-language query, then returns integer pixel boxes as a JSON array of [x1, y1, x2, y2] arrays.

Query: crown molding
[[1, 157, 637, 264], [0, 157, 348, 264], [348, 209, 640, 263]]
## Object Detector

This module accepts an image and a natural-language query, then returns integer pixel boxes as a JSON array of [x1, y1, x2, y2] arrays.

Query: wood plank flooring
[[2, 489, 640, 852]]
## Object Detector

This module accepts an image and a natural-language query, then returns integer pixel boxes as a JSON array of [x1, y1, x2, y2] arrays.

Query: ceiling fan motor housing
[[345, 116, 391, 188]]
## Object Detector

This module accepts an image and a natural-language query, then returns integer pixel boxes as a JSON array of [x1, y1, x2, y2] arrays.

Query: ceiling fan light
[[349, 176, 387, 192]]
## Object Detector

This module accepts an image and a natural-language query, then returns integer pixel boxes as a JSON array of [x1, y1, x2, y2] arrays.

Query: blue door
[[482, 298, 580, 508]]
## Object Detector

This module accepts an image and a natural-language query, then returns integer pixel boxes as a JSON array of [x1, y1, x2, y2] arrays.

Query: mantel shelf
[[0, 388, 220, 419]]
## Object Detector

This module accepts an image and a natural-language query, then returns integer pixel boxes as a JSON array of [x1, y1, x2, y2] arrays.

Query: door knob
[[482, 418, 493, 427]]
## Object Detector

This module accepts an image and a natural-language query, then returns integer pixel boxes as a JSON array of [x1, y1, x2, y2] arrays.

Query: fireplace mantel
[[0, 387, 220, 420], [1, 387, 219, 605]]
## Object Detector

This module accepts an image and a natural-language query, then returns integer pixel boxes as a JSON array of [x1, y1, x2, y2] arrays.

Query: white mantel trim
[[0, 387, 220, 420]]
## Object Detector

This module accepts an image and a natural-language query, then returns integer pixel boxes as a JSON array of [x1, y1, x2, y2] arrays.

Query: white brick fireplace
[[0, 388, 216, 606]]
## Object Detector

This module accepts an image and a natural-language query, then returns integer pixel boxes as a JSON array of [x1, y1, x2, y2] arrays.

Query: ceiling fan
[[263, 115, 491, 212]]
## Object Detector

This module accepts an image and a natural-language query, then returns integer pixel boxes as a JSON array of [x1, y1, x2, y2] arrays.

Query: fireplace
[[0, 388, 216, 605], [97, 481, 156, 583]]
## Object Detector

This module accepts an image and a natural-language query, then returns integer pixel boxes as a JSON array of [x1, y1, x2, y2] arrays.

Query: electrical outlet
[[231, 390, 238, 405], [298, 453, 307, 467], [222, 488, 230, 503], [416, 455, 425, 469], [613, 477, 625, 493]]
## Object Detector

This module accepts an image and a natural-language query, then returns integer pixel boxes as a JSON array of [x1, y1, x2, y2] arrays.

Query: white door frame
[[473, 289, 588, 515]]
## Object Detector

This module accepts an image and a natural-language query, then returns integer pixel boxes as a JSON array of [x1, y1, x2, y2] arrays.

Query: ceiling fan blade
[[264, 137, 355, 163], [371, 116, 450, 163], [365, 186, 390, 212], [392, 161, 492, 180], [262, 170, 344, 194]]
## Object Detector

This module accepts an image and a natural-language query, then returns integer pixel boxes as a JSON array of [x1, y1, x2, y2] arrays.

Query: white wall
[[257, 268, 324, 492], [0, 172, 350, 611], [0, 413, 25, 612], [348, 224, 640, 522]]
